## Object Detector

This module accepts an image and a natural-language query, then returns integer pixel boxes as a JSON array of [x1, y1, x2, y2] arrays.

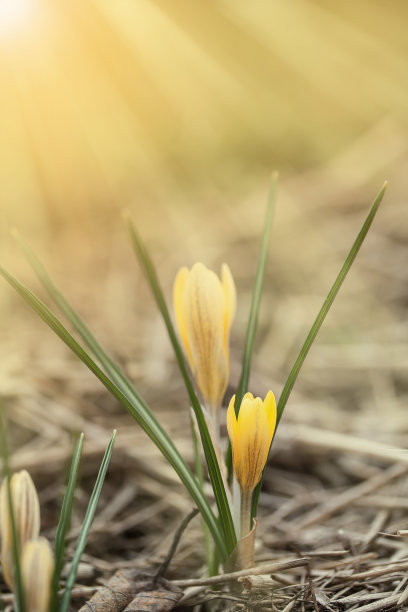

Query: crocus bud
[[21, 538, 54, 612], [173, 262, 236, 412], [227, 392, 277, 494], [0, 470, 40, 588]]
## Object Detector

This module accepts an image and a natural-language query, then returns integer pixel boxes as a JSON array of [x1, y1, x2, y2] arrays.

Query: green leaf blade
[[276, 181, 387, 424], [225, 176, 277, 481], [50, 433, 84, 612], [12, 231, 138, 402], [58, 431, 116, 612], [252, 182, 387, 518], [235, 173, 278, 413]]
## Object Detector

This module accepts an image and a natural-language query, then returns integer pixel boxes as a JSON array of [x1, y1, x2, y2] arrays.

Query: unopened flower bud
[[0, 470, 40, 588], [21, 537, 54, 612], [227, 391, 277, 494], [173, 262, 236, 411]]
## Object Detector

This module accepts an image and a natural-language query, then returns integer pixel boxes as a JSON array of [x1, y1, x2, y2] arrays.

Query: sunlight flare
[[0, 0, 33, 34]]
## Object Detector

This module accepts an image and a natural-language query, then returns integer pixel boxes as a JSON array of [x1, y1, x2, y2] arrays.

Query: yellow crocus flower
[[227, 391, 277, 494], [21, 538, 54, 612], [0, 470, 40, 588], [173, 262, 236, 413]]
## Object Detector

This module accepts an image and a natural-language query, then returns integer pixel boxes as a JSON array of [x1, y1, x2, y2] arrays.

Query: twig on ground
[[174, 558, 310, 588], [154, 508, 199, 584]]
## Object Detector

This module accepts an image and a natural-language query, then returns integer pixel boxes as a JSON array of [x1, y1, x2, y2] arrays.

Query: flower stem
[[240, 489, 252, 539]]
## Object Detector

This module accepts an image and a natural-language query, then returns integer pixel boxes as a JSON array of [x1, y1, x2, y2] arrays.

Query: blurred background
[[1, 0, 407, 234], [1, 0, 408, 549]]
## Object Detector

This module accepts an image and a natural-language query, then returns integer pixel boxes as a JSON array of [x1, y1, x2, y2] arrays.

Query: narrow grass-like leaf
[[276, 182, 387, 424], [235, 173, 278, 413], [191, 419, 213, 573], [0, 266, 228, 561], [226, 175, 277, 480], [126, 216, 237, 555], [50, 433, 84, 612], [58, 431, 116, 612], [0, 410, 26, 612], [12, 230, 138, 403], [252, 182, 387, 517]]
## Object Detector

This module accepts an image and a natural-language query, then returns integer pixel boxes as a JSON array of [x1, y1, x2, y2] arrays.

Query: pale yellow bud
[[173, 262, 236, 411], [0, 470, 40, 588], [21, 538, 54, 612], [227, 392, 277, 493]]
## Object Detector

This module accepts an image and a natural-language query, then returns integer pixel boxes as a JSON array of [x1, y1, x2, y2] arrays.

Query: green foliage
[[50, 434, 84, 612], [58, 431, 116, 612], [275, 182, 387, 426], [236, 174, 278, 413], [226, 175, 277, 480]]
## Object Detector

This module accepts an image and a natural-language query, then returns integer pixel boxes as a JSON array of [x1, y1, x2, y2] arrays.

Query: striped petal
[[173, 262, 236, 411], [227, 391, 276, 493]]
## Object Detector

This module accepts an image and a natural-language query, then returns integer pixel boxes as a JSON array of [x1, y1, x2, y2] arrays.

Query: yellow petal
[[221, 263, 236, 334], [21, 538, 54, 612], [0, 470, 40, 589], [183, 264, 226, 409], [242, 392, 254, 402], [227, 395, 238, 441], [173, 262, 236, 411], [173, 266, 194, 369], [227, 392, 275, 493], [264, 390, 277, 437]]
